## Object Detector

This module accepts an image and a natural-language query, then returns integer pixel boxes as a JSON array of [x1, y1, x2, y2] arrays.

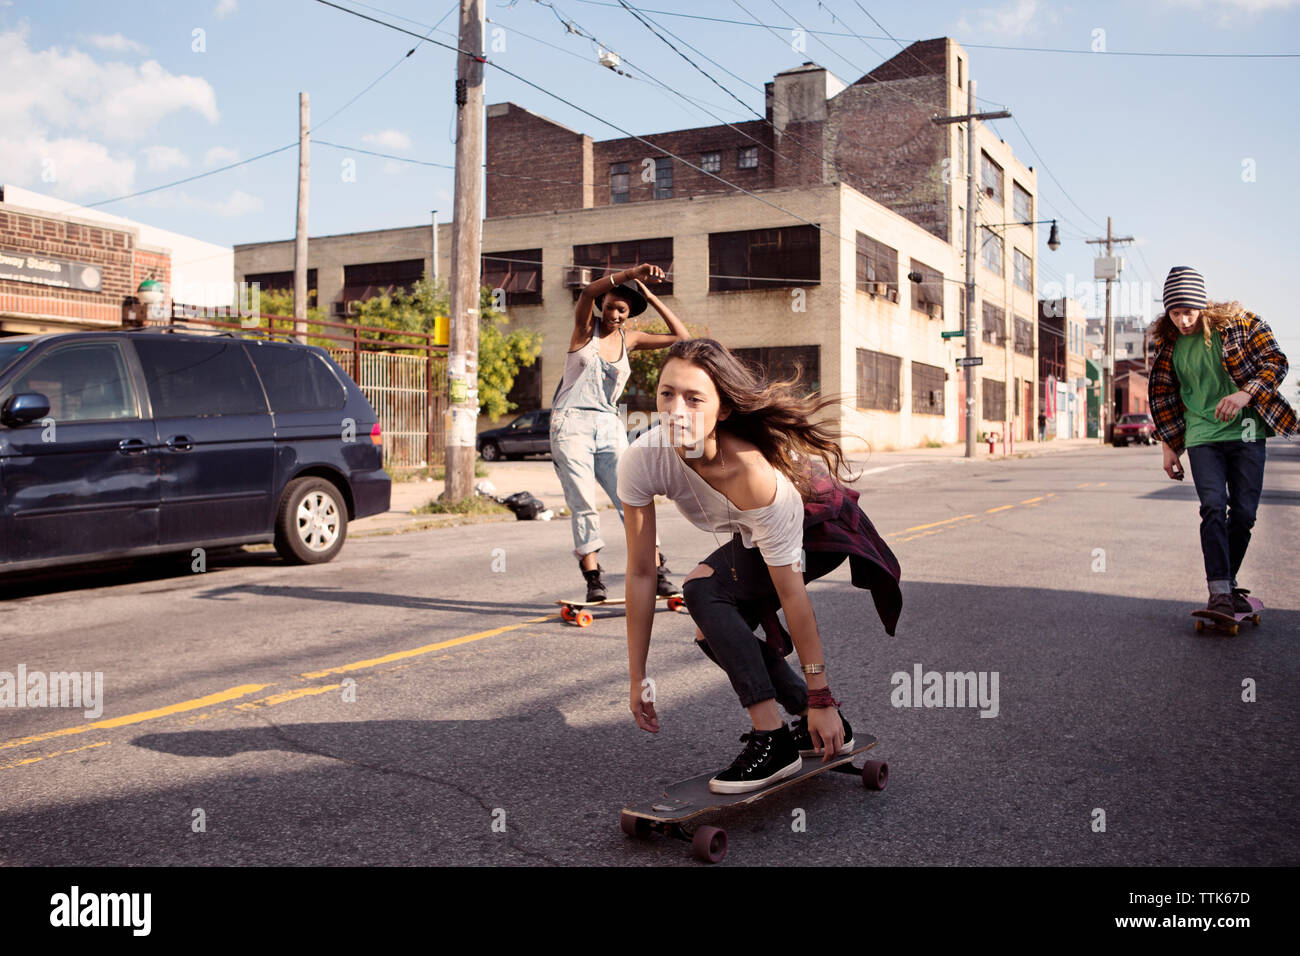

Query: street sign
[[940, 330, 965, 339], [956, 357, 984, 367]]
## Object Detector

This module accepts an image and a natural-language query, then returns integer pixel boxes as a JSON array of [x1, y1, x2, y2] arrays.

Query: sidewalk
[[350, 436, 1108, 539]]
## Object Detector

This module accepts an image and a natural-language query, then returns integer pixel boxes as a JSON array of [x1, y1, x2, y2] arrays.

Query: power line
[[570, 1, 1300, 57]]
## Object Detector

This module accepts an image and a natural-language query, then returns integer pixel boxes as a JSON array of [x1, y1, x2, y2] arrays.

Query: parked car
[[1113, 412, 1156, 446], [0, 328, 390, 575], [477, 410, 552, 461]]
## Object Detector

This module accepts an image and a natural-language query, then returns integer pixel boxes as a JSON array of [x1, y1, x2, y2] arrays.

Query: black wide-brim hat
[[595, 282, 648, 318]]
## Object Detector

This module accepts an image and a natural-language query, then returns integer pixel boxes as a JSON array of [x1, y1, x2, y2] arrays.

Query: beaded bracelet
[[807, 687, 841, 709]]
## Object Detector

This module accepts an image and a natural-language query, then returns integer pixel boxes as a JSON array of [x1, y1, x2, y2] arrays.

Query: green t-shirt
[[1173, 329, 1271, 447]]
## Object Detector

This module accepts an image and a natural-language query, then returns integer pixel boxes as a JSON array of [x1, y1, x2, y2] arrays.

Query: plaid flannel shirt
[[1148, 312, 1298, 454]]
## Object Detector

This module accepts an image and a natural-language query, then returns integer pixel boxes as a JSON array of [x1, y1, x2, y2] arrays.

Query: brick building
[[0, 185, 232, 335], [1038, 298, 1088, 438], [235, 37, 1043, 450]]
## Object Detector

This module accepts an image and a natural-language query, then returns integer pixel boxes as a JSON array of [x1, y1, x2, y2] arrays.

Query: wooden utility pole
[[445, 0, 484, 501], [294, 91, 310, 343], [933, 80, 1010, 457], [1087, 218, 1134, 445]]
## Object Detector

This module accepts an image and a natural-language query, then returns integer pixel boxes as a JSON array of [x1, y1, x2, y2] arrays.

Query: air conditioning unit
[[871, 282, 888, 296], [563, 266, 593, 289], [928, 302, 943, 320], [345, 300, 360, 315], [887, 288, 899, 303]]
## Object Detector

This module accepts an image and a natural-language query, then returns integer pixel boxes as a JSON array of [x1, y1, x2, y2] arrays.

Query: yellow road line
[[0, 684, 270, 752], [1096, 482, 1108, 487], [895, 513, 976, 534], [1, 740, 109, 771], [1077, 482, 1092, 487], [236, 684, 343, 710], [986, 505, 1013, 513], [1020, 496, 1044, 504], [300, 614, 556, 679]]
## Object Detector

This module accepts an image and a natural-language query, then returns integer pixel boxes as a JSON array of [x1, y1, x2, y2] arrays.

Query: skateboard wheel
[[1226, 624, 1238, 636], [691, 825, 727, 864], [620, 812, 650, 839], [1251, 615, 1260, 625], [1195, 620, 1204, 632], [576, 610, 594, 628], [667, 597, 684, 613], [862, 759, 888, 791], [560, 606, 575, 623]]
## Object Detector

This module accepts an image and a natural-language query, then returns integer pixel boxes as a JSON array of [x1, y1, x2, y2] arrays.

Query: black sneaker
[[582, 564, 607, 603], [1231, 588, 1255, 614], [708, 725, 801, 794], [790, 711, 855, 757], [655, 553, 677, 597], [1205, 592, 1235, 620]]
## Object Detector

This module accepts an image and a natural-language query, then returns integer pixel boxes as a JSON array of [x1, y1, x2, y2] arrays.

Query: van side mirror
[[1, 393, 52, 427]]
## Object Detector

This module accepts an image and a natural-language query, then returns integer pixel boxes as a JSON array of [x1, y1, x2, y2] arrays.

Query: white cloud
[[203, 146, 241, 167], [84, 34, 147, 54], [0, 133, 135, 198], [956, 0, 1042, 38], [0, 26, 219, 142], [140, 188, 262, 217], [1163, 0, 1300, 26], [361, 129, 412, 152], [214, 0, 238, 18], [142, 145, 189, 172]]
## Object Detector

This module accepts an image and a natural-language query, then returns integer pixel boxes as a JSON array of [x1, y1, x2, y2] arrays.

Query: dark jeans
[[683, 533, 846, 713], [1186, 440, 1267, 587]]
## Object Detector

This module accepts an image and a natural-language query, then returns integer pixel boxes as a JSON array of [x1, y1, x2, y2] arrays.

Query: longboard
[[620, 735, 886, 863], [1191, 594, 1263, 636], [556, 593, 686, 627]]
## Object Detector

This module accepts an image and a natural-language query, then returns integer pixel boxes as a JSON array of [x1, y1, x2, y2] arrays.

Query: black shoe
[[1231, 588, 1255, 614], [790, 711, 855, 757], [582, 564, 607, 603], [654, 551, 678, 597], [1205, 592, 1235, 620], [708, 725, 801, 794]]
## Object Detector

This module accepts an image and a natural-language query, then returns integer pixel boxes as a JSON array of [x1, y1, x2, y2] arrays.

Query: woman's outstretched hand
[[630, 679, 660, 733], [631, 263, 665, 285]]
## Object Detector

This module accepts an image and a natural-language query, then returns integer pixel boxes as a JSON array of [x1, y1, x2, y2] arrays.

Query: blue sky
[[3, 0, 1298, 373]]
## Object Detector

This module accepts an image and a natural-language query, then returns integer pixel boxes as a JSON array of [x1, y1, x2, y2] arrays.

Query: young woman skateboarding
[[1148, 266, 1298, 621], [550, 263, 690, 603], [617, 338, 902, 794]]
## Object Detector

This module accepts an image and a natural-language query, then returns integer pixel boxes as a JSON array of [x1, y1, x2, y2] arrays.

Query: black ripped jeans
[[683, 532, 846, 713]]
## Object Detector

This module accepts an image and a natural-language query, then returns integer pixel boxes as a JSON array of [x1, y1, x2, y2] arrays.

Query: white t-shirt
[[617, 425, 804, 567]]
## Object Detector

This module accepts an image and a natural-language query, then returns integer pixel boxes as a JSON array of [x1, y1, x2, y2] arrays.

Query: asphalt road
[[1, 440, 1296, 866]]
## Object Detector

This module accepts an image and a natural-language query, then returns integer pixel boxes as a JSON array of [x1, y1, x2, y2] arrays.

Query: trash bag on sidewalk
[[502, 491, 546, 520]]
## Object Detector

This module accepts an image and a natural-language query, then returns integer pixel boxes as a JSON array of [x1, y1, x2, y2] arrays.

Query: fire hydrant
[[987, 432, 1000, 455]]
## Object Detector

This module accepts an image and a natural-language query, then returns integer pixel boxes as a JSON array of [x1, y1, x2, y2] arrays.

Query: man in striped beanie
[[1147, 266, 1298, 627]]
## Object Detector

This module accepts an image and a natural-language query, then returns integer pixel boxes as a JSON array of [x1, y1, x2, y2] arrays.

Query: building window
[[481, 249, 543, 306], [244, 270, 317, 307], [738, 146, 758, 169], [1013, 182, 1033, 225], [856, 348, 901, 412], [572, 237, 673, 297], [981, 151, 1003, 205], [910, 258, 943, 315], [505, 357, 542, 413], [1013, 248, 1032, 292], [912, 361, 945, 416], [1014, 315, 1034, 357], [733, 345, 820, 395], [341, 259, 424, 309], [654, 157, 673, 200], [1014, 376, 1022, 416], [709, 225, 819, 292], [982, 302, 1006, 346], [610, 162, 630, 204], [982, 377, 1006, 421], [980, 227, 1003, 276], [701, 152, 721, 173], [855, 233, 898, 295]]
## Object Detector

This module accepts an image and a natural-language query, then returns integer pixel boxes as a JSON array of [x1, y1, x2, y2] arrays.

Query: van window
[[4, 342, 137, 422], [246, 343, 346, 412], [135, 338, 267, 418]]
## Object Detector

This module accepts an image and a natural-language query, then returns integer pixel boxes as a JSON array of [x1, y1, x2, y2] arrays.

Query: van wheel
[[275, 477, 347, 564], [480, 442, 501, 462]]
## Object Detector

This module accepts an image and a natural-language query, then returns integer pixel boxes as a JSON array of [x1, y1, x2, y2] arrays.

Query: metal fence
[[330, 349, 446, 469]]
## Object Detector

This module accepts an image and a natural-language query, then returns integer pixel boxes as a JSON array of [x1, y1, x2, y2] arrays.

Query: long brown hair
[[661, 338, 860, 500]]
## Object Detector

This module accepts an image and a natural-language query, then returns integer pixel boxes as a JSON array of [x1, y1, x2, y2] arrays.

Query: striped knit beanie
[[1163, 267, 1207, 312]]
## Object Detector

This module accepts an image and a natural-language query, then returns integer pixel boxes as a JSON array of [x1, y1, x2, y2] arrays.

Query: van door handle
[[165, 435, 193, 452], [118, 438, 149, 455]]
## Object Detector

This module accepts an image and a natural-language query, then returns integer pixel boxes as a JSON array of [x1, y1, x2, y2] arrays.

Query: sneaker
[[1205, 592, 1235, 620], [1231, 588, 1255, 614], [582, 564, 607, 603], [708, 725, 801, 794], [655, 553, 678, 597], [790, 710, 855, 757]]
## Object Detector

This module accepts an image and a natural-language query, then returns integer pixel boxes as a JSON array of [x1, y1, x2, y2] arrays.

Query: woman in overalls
[[550, 263, 691, 602]]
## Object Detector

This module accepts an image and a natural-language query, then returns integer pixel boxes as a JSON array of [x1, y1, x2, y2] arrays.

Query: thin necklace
[[680, 432, 738, 582]]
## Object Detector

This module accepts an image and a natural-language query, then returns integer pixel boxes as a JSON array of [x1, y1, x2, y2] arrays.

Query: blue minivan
[[0, 328, 390, 574]]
